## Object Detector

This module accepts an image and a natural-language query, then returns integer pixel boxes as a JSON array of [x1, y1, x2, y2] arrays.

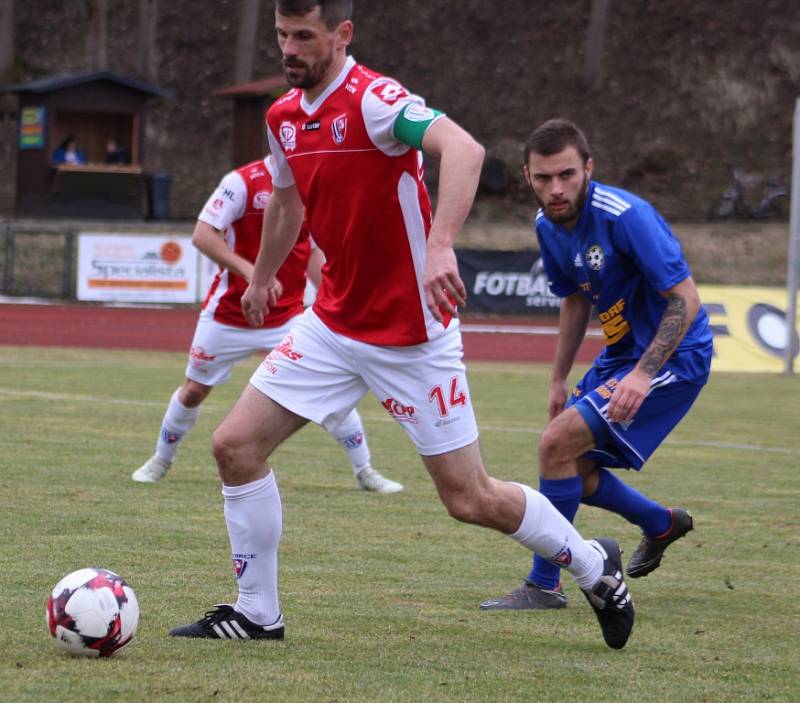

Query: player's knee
[[442, 491, 486, 525], [538, 424, 571, 474], [211, 426, 239, 473], [181, 381, 211, 407]]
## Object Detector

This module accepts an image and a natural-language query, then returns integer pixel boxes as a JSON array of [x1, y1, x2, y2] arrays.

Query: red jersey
[[266, 57, 446, 346], [197, 157, 311, 329]]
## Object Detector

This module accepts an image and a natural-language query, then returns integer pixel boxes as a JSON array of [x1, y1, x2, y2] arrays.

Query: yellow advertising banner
[[698, 285, 799, 373]]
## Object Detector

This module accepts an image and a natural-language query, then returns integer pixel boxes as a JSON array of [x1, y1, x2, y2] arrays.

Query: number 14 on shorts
[[428, 377, 467, 417]]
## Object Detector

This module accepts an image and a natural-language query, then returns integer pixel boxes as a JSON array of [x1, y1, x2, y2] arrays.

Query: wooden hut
[[0, 71, 173, 219]]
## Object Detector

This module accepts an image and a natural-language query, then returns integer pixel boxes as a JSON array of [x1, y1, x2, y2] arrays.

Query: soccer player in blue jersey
[[481, 118, 713, 611]]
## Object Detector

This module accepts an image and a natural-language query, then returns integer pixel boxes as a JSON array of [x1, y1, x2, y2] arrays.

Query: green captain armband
[[393, 104, 445, 150]]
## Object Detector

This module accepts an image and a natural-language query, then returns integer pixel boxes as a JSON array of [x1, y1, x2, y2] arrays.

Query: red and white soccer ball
[[45, 568, 140, 657]]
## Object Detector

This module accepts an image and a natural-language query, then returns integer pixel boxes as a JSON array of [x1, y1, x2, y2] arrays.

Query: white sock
[[155, 388, 200, 463], [222, 472, 282, 626], [329, 409, 371, 474], [509, 483, 603, 590]]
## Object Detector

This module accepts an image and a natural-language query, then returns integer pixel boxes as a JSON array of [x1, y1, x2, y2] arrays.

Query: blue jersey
[[535, 181, 712, 384]]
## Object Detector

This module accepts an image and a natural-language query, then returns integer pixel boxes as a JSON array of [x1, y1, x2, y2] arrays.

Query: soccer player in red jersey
[[132, 155, 402, 494], [170, 1, 634, 649]]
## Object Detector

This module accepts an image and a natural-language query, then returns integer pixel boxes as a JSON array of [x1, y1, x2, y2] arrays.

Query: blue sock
[[582, 467, 671, 537], [527, 476, 583, 589]]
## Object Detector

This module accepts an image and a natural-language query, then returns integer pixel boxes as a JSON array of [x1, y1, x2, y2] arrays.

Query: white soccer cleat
[[355, 466, 403, 494], [131, 455, 172, 483]]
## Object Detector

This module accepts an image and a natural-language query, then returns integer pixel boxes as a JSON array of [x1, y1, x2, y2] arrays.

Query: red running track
[[0, 303, 604, 363]]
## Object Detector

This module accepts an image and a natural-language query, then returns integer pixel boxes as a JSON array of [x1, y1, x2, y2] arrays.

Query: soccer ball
[[45, 568, 140, 657]]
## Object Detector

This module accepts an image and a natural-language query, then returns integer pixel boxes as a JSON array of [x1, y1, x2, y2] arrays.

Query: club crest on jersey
[[586, 245, 605, 271], [331, 114, 348, 145], [549, 545, 573, 567], [279, 121, 297, 152]]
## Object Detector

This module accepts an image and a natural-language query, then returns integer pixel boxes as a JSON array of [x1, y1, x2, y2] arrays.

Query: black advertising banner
[[456, 249, 561, 315]]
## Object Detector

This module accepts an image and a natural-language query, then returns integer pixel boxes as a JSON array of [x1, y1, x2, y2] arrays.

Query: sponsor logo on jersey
[[279, 121, 297, 152], [373, 81, 409, 105], [586, 245, 605, 271], [549, 545, 573, 567], [403, 104, 435, 122], [345, 83, 357, 94], [331, 114, 348, 145], [302, 120, 320, 131], [222, 188, 235, 201], [573, 252, 584, 267], [212, 198, 224, 210], [253, 190, 270, 209], [381, 397, 418, 424], [338, 431, 364, 449]]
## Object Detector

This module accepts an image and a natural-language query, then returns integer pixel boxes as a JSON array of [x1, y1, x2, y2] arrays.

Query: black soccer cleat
[[581, 538, 635, 650], [169, 604, 285, 640], [627, 508, 694, 578], [479, 582, 567, 610]]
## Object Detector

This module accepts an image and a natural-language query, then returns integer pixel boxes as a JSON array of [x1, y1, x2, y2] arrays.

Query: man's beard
[[282, 54, 334, 89], [543, 173, 588, 225]]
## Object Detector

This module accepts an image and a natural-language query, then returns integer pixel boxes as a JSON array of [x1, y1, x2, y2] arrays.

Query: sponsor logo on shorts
[[267, 335, 303, 362], [190, 346, 217, 366], [549, 545, 572, 567], [339, 431, 364, 449], [435, 417, 462, 428], [382, 397, 418, 424]]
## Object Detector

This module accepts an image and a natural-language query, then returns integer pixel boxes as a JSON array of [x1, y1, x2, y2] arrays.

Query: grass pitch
[[0, 346, 798, 702]]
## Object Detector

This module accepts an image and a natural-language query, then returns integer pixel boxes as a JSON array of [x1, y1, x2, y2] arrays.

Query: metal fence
[[1, 223, 76, 299]]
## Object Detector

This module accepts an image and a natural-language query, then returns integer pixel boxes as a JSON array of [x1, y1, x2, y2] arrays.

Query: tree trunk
[[0, 0, 14, 79], [137, 0, 159, 83], [583, 0, 610, 91], [86, 0, 108, 71], [234, 0, 261, 84]]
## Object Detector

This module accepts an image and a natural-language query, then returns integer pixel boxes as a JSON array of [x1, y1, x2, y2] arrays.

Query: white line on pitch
[[1, 387, 796, 457]]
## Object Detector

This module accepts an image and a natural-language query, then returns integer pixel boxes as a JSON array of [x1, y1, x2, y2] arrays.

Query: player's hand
[[423, 242, 467, 322], [607, 368, 651, 423], [241, 277, 281, 328], [547, 379, 569, 420]]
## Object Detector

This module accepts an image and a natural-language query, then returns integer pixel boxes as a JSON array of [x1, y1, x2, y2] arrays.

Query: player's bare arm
[[241, 184, 304, 327], [608, 276, 702, 422], [549, 293, 592, 419], [192, 220, 254, 282], [420, 117, 485, 321]]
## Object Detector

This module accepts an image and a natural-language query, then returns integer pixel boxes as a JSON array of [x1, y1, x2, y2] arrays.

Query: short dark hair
[[275, 0, 352, 30], [524, 118, 591, 165]]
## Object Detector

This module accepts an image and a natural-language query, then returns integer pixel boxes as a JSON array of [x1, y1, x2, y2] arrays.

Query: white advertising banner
[[77, 233, 199, 303]]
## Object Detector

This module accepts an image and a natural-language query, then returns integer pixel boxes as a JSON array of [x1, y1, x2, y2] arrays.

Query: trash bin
[[146, 171, 172, 220]]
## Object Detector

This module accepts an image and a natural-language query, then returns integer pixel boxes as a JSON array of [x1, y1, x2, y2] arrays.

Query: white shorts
[[249, 308, 479, 456], [184, 313, 301, 387]]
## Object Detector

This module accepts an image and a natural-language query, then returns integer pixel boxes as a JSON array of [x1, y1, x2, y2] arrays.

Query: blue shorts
[[567, 363, 704, 470]]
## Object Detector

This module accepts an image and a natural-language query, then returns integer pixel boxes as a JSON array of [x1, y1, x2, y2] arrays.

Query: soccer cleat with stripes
[[627, 508, 694, 578], [479, 581, 567, 610], [581, 538, 635, 649], [169, 604, 284, 640]]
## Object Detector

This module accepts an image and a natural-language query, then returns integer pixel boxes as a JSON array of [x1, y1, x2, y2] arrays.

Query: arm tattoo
[[640, 294, 687, 377]]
